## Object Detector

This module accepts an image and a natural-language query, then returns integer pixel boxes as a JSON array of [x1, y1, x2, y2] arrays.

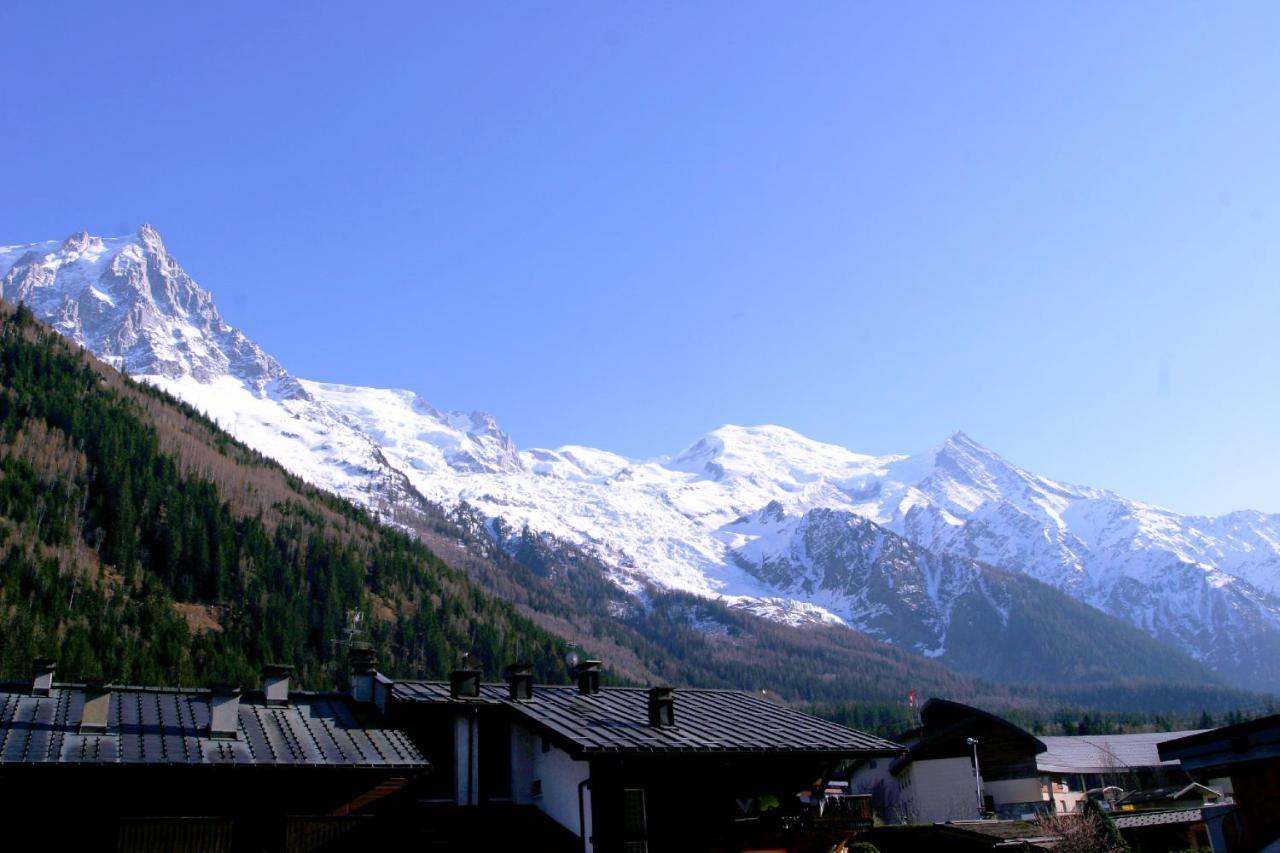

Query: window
[[622, 788, 648, 852]]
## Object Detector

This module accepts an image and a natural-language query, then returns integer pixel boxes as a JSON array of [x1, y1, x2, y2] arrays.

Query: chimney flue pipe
[[504, 662, 534, 701], [648, 687, 675, 727]]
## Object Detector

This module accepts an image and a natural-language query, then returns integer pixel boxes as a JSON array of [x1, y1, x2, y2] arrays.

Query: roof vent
[[208, 685, 241, 739], [504, 662, 534, 701], [648, 687, 675, 727], [574, 660, 602, 696], [80, 680, 112, 734], [349, 646, 377, 704], [264, 664, 292, 706], [31, 659, 56, 697], [450, 668, 481, 699]]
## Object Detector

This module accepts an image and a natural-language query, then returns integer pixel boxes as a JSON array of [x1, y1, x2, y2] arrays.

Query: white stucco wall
[[898, 757, 983, 823], [984, 777, 1045, 810], [509, 722, 593, 850]]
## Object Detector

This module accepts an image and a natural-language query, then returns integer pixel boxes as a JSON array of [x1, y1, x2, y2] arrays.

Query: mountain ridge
[[6, 226, 1280, 690]]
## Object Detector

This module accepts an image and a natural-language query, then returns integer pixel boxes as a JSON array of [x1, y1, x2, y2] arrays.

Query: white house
[[389, 661, 903, 852]]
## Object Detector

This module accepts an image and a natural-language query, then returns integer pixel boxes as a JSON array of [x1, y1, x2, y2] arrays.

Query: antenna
[[329, 609, 367, 657]]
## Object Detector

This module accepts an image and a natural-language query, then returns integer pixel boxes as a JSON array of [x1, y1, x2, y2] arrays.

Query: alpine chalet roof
[[393, 681, 902, 757], [1036, 731, 1202, 774], [0, 682, 427, 768]]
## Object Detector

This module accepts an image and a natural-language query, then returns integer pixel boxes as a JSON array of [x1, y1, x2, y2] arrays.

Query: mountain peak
[[1, 225, 287, 391], [59, 230, 98, 254], [136, 223, 166, 254]]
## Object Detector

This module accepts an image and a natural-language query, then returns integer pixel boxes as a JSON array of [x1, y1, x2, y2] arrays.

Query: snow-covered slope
[[7, 227, 1280, 689]]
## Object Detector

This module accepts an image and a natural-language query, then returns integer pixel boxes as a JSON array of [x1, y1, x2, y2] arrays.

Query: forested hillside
[[0, 299, 1271, 727], [0, 301, 567, 687]]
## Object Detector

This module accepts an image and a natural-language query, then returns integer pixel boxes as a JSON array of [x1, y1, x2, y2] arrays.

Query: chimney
[[504, 662, 534, 701], [31, 659, 56, 697], [648, 687, 675, 727], [264, 664, 292, 706], [80, 680, 112, 735], [574, 660, 601, 696], [349, 646, 377, 704], [208, 685, 241, 739], [449, 667, 481, 699]]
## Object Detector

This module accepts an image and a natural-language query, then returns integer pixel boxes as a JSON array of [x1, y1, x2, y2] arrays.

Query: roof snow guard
[[0, 681, 428, 768], [392, 681, 902, 758]]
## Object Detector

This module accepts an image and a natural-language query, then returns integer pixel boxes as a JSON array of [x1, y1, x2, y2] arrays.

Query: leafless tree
[[1034, 810, 1124, 853]]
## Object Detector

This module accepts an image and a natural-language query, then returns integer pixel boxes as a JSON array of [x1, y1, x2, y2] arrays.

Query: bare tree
[[1034, 810, 1127, 853]]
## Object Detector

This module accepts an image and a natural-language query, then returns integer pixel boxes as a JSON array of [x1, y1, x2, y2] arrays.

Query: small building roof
[[941, 819, 1060, 845], [890, 699, 1044, 780], [0, 682, 427, 768], [1114, 782, 1220, 806], [1036, 731, 1202, 774], [1110, 807, 1204, 830], [393, 681, 902, 758], [1157, 713, 1280, 773]]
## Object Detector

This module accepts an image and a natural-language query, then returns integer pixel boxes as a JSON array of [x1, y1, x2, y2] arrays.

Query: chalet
[[849, 698, 1048, 822], [386, 660, 904, 852], [1158, 713, 1280, 852], [0, 657, 429, 850], [848, 696, 1223, 845]]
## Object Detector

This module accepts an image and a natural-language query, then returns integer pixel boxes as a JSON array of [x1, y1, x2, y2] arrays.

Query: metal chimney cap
[[264, 663, 294, 676], [32, 658, 57, 673]]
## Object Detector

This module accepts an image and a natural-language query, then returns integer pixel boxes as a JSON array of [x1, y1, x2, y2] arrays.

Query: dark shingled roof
[[393, 681, 902, 757], [0, 682, 427, 768], [1157, 713, 1280, 772]]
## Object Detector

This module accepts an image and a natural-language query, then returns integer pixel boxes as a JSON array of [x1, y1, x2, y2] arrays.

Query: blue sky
[[2, 3, 1278, 515]]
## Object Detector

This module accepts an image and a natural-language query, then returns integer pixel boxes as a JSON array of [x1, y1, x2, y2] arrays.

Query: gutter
[[578, 777, 591, 853]]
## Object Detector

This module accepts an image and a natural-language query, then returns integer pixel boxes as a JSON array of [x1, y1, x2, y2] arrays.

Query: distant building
[[1159, 713, 1280, 852], [1037, 730, 1212, 813], [849, 697, 1221, 835], [388, 660, 903, 852], [849, 699, 1048, 822]]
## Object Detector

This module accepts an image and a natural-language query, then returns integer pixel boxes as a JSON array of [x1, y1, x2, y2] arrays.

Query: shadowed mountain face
[[6, 226, 1280, 691]]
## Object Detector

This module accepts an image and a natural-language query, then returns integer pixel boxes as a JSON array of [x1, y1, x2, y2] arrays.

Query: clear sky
[[2, 3, 1278, 516]]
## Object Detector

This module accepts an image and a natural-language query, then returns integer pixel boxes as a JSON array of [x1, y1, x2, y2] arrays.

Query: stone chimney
[[208, 685, 241, 739], [80, 680, 112, 735], [573, 660, 601, 696], [349, 646, 377, 704], [648, 687, 675, 727], [449, 668, 481, 699], [504, 662, 534, 701], [264, 664, 292, 706], [31, 659, 56, 697]]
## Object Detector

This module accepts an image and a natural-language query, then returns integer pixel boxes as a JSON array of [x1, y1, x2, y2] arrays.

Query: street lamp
[[966, 738, 985, 817]]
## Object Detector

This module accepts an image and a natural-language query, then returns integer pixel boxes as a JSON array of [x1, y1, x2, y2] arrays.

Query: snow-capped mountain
[[6, 227, 1280, 689]]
